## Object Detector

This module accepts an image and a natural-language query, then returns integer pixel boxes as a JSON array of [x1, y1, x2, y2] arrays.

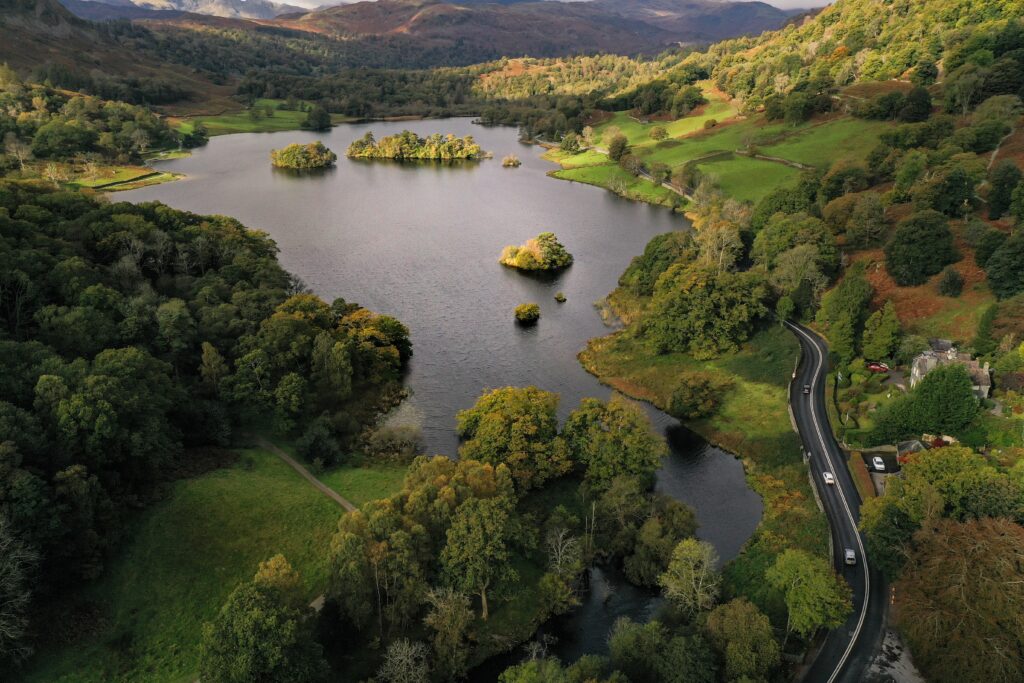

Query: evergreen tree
[[884, 211, 958, 286], [861, 301, 901, 360], [986, 233, 1024, 299], [987, 161, 1021, 220]]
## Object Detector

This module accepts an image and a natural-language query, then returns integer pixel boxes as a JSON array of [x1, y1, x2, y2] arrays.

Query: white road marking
[[787, 322, 871, 683]]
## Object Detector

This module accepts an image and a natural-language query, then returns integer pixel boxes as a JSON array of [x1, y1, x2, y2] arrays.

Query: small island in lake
[[514, 303, 540, 324], [270, 142, 337, 169], [500, 232, 574, 271], [502, 154, 521, 167], [346, 130, 483, 160]]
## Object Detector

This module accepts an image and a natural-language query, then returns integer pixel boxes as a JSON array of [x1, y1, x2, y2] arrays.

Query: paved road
[[785, 322, 887, 683]]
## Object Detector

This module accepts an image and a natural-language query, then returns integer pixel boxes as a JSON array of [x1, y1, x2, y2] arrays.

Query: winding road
[[785, 322, 887, 683]]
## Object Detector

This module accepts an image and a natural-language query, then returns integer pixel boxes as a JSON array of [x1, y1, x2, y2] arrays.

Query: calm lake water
[[122, 118, 762, 668]]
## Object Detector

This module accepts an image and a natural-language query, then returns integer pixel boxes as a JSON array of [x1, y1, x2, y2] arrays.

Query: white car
[[802, 384, 811, 395], [872, 456, 886, 472], [845, 548, 857, 566], [822, 471, 835, 486]]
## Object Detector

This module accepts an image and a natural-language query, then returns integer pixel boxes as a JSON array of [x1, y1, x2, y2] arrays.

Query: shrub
[[668, 371, 732, 419], [501, 154, 521, 168], [514, 303, 540, 323], [296, 417, 344, 465], [704, 118, 718, 129], [938, 267, 964, 297], [649, 126, 668, 140]]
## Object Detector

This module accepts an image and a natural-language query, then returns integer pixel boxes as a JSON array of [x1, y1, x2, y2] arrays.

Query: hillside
[[0, 0, 236, 111], [59, 0, 305, 20], [275, 0, 795, 64]]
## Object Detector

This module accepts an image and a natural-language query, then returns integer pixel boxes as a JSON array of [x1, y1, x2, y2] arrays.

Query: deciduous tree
[[658, 538, 720, 616], [766, 549, 850, 642]]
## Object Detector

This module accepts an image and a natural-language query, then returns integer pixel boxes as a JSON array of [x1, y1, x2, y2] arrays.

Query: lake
[[121, 118, 762, 668]]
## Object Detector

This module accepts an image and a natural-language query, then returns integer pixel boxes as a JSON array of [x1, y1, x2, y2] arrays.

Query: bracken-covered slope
[[0, 0, 237, 111]]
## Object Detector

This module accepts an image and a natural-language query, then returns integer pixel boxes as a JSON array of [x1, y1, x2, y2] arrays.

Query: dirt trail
[[253, 436, 356, 512]]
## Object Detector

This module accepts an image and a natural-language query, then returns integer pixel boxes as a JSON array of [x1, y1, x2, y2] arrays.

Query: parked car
[[867, 362, 890, 373], [845, 548, 857, 565], [823, 471, 835, 485], [872, 456, 886, 471], [802, 384, 811, 394]]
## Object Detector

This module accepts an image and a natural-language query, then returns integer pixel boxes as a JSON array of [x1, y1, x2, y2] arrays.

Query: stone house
[[909, 340, 992, 399]]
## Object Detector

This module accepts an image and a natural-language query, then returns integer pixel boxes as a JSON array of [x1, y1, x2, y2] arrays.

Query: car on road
[[872, 456, 886, 471], [866, 362, 890, 373], [823, 471, 835, 485], [802, 384, 811, 394], [845, 548, 857, 565]]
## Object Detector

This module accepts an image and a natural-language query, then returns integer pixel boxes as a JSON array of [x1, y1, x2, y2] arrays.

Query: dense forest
[[0, 65, 204, 172], [0, 181, 410, 666]]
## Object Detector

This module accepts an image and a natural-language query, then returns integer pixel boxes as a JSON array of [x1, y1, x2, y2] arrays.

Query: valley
[[2, 1, 1023, 683]]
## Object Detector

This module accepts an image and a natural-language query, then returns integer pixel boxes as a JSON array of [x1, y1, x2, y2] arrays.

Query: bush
[[514, 303, 540, 323], [296, 417, 344, 465], [668, 371, 732, 419], [938, 268, 964, 297], [364, 424, 422, 462], [649, 126, 668, 140], [704, 118, 718, 129], [501, 154, 521, 168]]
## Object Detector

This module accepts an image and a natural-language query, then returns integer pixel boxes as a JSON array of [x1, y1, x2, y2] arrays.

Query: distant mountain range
[[59, 0, 305, 19], [58, 0, 799, 48]]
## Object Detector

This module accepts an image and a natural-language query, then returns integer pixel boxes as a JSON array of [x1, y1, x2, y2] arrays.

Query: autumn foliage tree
[[456, 386, 571, 491], [895, 518, 1024, 683]]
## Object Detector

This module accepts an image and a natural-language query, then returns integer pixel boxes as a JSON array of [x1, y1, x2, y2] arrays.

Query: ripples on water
[[122, 119, 763, 668]]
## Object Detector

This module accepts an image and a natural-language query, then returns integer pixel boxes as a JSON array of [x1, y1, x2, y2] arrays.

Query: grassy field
[[757, 118, 893, 167], [693, 154, 801, 203], [25, 448, 406, 683], [593, 96, 740, 148], [551, 163, 681, 208], [579, 324, 828, 623], [319, 463, 409, 507], [69, 166, 154, 188], [549, 102, 886, 207], [175, 99, 352, 137]]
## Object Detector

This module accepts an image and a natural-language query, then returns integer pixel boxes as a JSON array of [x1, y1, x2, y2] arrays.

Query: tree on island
[[346, 131, 483, 160], [514, 303, 541, 324], [500, 232, 574, 271], [270, 142, 337, 169]]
